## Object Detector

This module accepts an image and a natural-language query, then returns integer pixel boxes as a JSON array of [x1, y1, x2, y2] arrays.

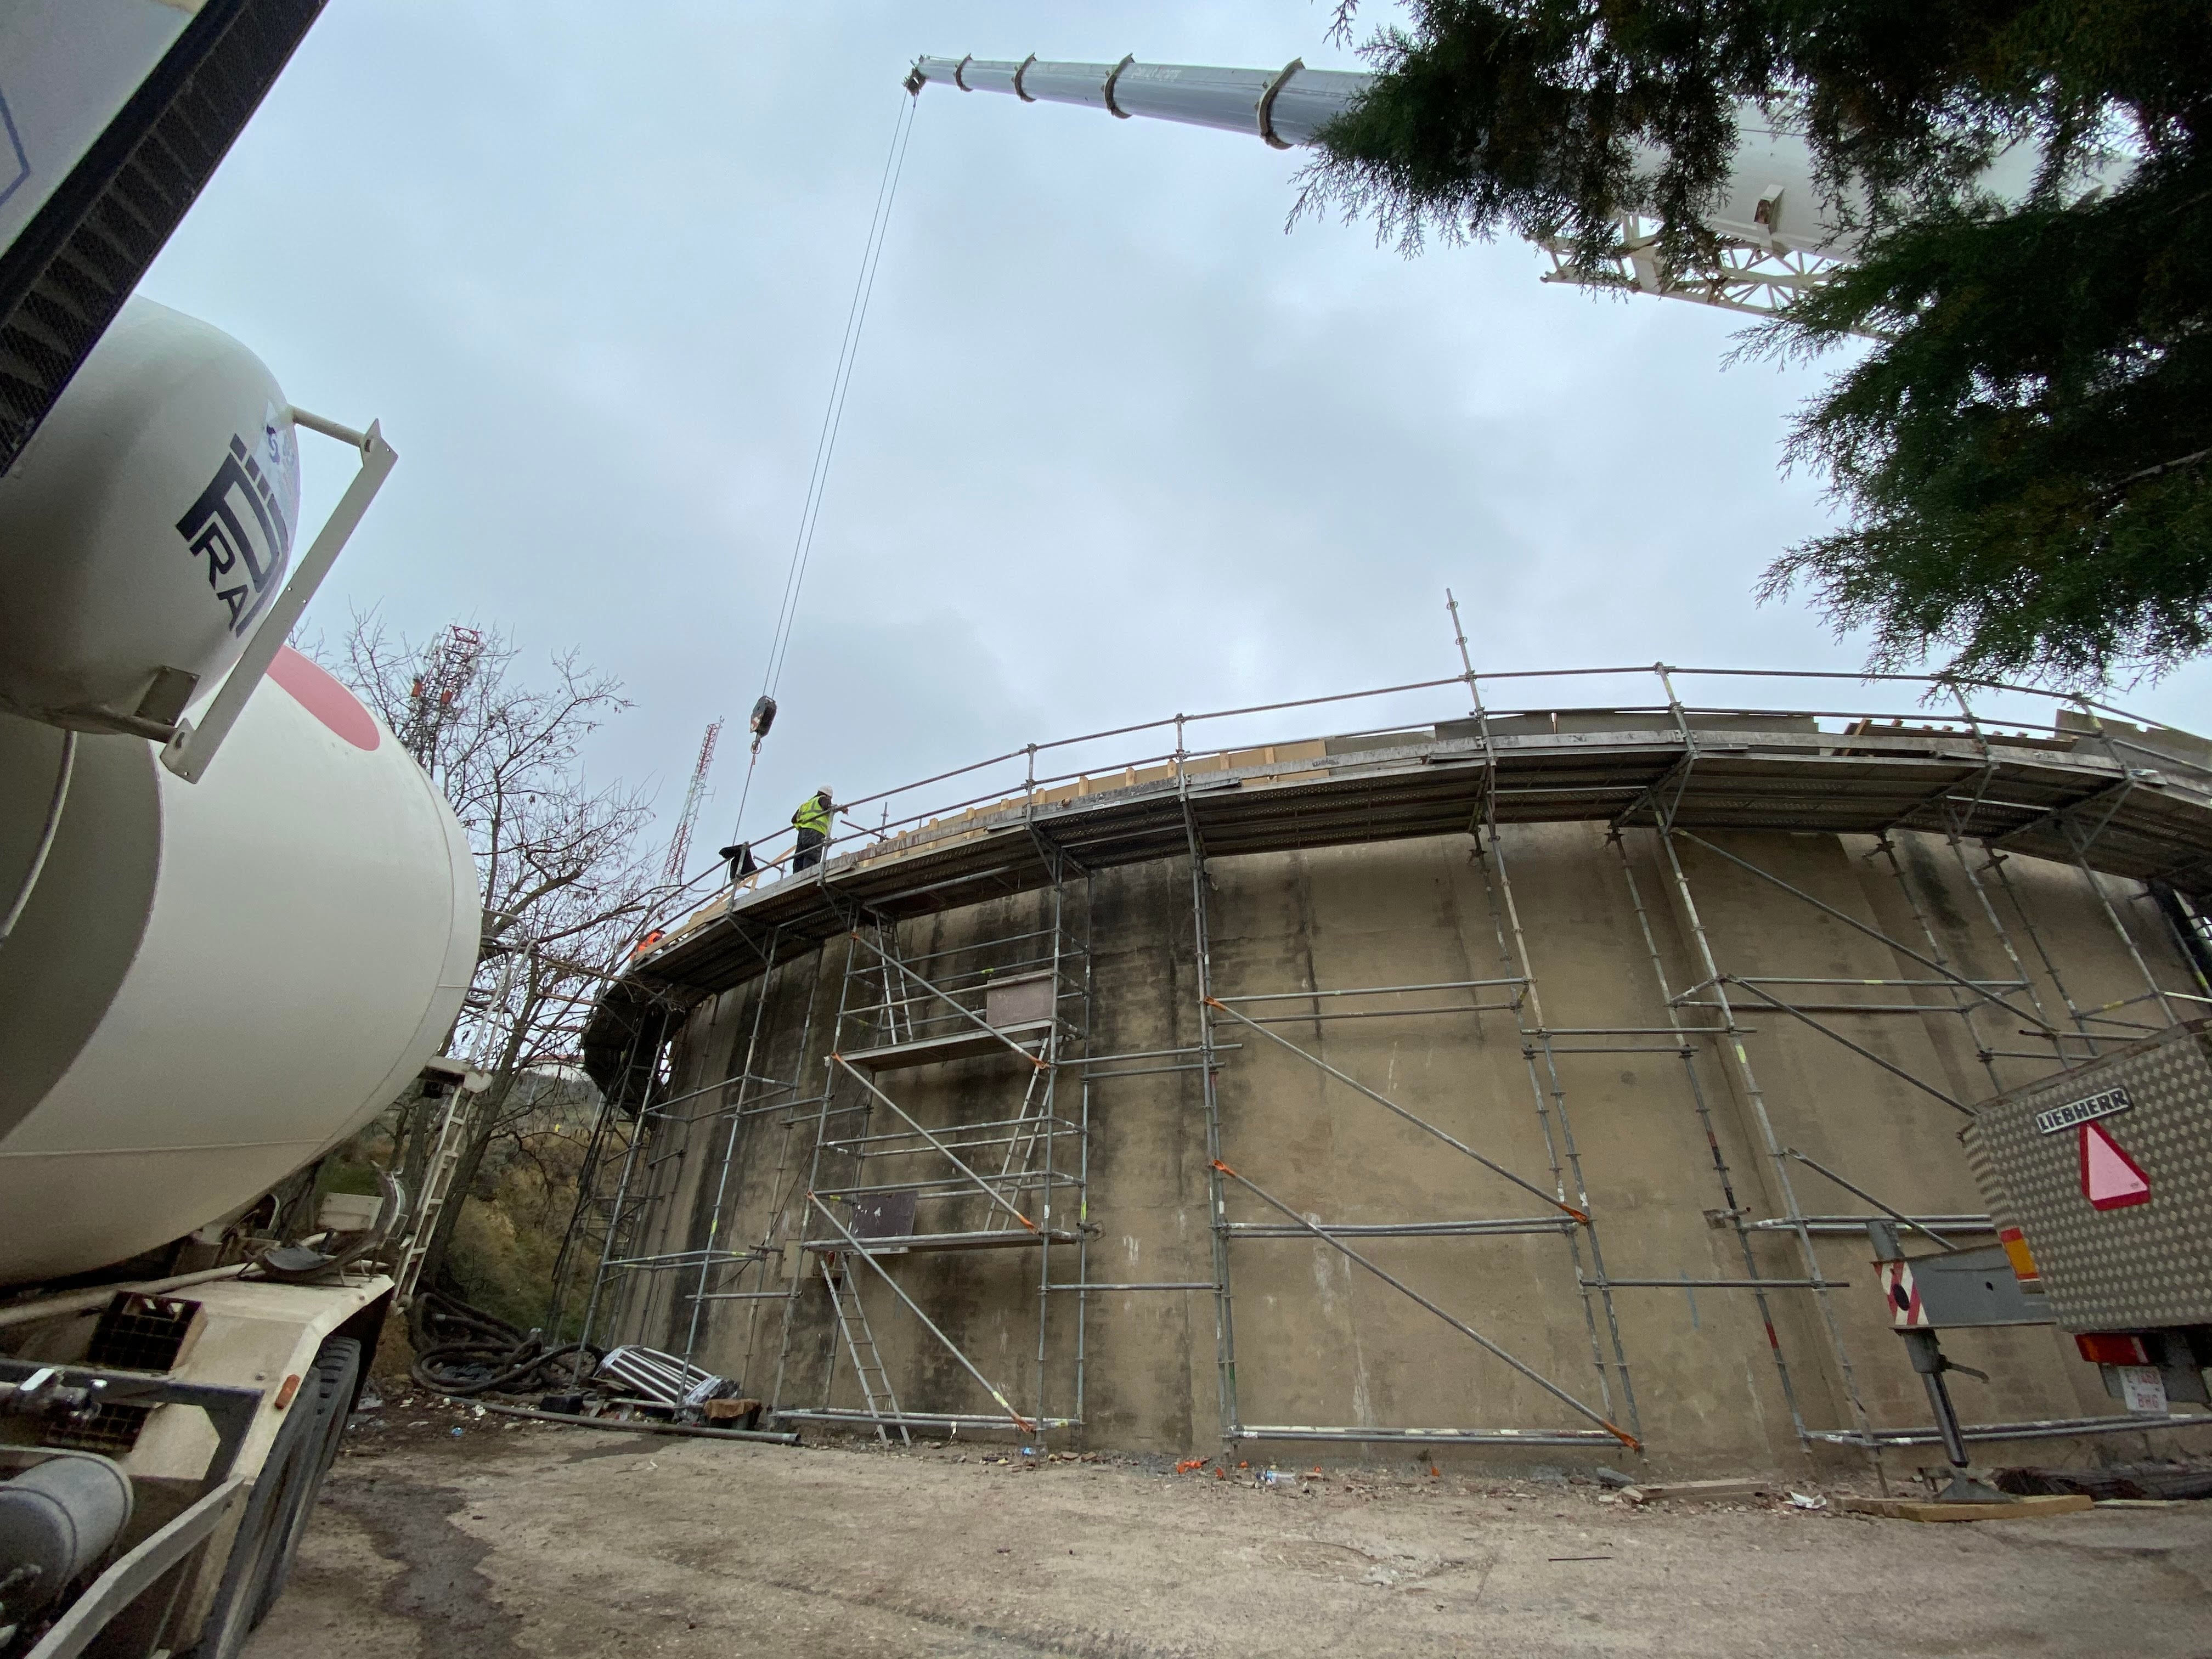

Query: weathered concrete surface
[[245, 1417, 2212, 1658], [603, 823, 2207, 1475]]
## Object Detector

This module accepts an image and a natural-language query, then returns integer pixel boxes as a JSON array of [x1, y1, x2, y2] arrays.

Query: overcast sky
[[140, 1, 2212, 870]]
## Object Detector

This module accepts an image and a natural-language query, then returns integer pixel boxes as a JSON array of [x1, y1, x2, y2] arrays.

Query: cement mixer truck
[[0, 7, 479, 1655]]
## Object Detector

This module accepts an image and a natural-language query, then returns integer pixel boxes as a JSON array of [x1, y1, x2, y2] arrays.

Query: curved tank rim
[[582, 668, 2212, 1101]]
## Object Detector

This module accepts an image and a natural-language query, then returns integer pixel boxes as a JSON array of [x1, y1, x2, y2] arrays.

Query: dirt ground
[[241, 1403, 2212, 1659]]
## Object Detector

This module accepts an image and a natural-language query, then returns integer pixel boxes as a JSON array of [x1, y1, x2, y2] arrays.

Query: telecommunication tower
[[662, 718, 724, 885], [398, 624, 487, 770]]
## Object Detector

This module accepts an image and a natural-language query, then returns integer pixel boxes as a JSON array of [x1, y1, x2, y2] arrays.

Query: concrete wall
[[611, 823, 2204, 1476]]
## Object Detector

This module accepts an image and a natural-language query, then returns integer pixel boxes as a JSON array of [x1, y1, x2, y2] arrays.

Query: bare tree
[[336, 614, 662, 1296]]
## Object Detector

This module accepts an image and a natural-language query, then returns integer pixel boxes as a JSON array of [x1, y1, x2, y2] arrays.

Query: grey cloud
[[139, 1, 2212, 876]]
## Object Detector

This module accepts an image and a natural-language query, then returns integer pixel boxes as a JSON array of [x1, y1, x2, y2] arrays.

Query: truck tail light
[[2075, 1333, 2150, 1366]]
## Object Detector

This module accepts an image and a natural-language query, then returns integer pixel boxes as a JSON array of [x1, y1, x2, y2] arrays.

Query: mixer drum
[[0, 648, 479, 1286]]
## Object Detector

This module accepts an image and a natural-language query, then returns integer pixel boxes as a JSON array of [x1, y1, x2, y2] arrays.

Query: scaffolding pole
[[1609, 827, 1814, 1444], [1639, 664, 1881, 1460], [1455, 600, 1639, 1434], [1177, 714, 1242, 1455], [759, 864, 1092, 1438]]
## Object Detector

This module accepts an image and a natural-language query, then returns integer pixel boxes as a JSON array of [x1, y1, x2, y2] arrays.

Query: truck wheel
[[189, 1335, 360, 1658]]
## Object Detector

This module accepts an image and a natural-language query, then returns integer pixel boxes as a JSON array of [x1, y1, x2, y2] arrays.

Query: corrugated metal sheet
[[1967, 1020, 2212, 1332]]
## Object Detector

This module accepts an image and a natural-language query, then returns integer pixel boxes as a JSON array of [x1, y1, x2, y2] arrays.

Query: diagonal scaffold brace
[[806, 1194, 1036, 1435], [1211, 1160, 1639, 1452]]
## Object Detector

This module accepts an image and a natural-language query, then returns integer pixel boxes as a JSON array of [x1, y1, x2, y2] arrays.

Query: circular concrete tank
[[579, 670, 2212, 1475]]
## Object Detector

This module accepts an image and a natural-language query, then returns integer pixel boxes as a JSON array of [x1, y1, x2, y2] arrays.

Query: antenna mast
[[398, 624, 487, 771], [663, 718, 724, 885]]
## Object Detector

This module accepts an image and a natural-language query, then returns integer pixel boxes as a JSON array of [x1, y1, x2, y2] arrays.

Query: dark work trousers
[[792, 827, 827, 872]]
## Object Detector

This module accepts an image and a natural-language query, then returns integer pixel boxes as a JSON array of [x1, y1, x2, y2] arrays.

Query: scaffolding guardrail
[[569, 644, 2212, 1465]]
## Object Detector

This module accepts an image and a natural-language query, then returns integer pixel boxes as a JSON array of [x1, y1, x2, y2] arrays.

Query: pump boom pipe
[[907, 54, 2098, 317], [908, 55, 1369, 153]]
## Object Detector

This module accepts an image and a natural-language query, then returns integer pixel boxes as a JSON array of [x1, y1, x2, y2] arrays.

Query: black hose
[[406, 1288, 601, 1398]]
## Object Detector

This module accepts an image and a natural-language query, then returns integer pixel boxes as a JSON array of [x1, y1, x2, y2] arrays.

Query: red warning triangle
[[2080, 1121, 2151, 1211]]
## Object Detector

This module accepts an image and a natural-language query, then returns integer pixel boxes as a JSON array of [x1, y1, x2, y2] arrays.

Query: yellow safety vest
[[792, 793, 831, 836]]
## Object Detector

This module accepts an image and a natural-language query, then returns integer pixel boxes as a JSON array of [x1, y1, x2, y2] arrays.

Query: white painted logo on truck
[[174, 428, 296, 636], [2034, 1085, 2132, 1136]]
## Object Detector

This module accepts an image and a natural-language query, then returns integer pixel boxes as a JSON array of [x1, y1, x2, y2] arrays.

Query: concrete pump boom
[[908, 55, 1370, 151], [907, 53, 2054, 318]]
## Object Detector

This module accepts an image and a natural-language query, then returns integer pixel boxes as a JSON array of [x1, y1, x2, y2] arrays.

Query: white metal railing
[[628, 662, 2210, 960]]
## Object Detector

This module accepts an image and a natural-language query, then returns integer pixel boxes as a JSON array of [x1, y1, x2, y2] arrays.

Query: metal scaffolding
[[1597, 664, 2212, 1459], [1183, 629, 1644, 1451], [555, 918, 824, 1389], [548, 998, 673, 1345], [761, 837, 1096, 1441], [576, 651, 2212, 1462]]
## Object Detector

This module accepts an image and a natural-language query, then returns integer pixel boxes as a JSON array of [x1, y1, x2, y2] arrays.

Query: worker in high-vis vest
[[790, 786, 836, 872]]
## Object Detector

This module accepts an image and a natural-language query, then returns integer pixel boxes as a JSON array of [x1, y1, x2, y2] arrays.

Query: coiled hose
[[407, 1288, 601, 1398]]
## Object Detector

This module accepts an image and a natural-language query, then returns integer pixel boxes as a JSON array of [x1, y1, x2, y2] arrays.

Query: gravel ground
[[242, 1401, 2212, 1658]]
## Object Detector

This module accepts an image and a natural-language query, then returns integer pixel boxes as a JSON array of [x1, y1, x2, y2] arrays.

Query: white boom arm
[[908, 54, 2052, 317]]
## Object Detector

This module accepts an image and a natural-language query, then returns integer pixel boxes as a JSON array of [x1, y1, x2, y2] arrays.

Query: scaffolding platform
[[724, 883, 1100, 1439], [841, 1020, 1052, 1073], [804, 1227, 1085, 1254], [1232, 1424, 1626, 1446], [1226, 1217, 1578, 1239], [777, 1408, 1079, 1432]]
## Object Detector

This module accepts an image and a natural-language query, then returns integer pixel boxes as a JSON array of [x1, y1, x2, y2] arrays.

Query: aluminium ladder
[[822, 1254, 909, 1445], [394, 1090, 477, 1305]]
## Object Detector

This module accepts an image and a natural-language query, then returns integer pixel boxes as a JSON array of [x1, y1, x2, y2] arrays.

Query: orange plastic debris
[[1175, 1457, 1209, 1474]]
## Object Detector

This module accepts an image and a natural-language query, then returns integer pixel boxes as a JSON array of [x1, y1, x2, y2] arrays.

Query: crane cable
[[727, 87, 920, 846]]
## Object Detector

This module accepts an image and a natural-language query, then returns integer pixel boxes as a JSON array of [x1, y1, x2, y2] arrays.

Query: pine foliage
[[1759, 159, 2212, 682], [1306, 2, 2212, 685]]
